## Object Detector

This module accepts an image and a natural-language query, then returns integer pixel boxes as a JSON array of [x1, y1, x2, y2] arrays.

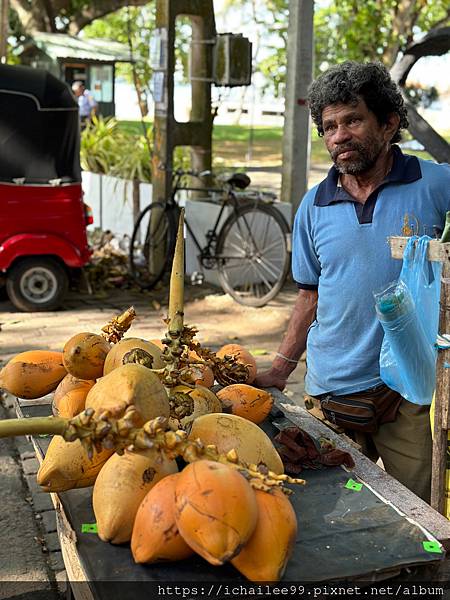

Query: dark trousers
[[352, 399, 432, 503]]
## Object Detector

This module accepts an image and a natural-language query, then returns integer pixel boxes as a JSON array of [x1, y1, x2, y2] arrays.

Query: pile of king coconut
[[0, 211, 304, 582]]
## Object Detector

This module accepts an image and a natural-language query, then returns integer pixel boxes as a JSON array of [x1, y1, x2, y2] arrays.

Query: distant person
[[71, 81, 97, 128]]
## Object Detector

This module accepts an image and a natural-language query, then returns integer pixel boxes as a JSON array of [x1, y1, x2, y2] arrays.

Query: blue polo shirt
[[292, 146, 450, 396], [78, 90, 97, 118]]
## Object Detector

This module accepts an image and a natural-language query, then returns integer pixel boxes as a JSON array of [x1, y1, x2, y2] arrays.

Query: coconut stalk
[[161, 210, 188, 387], [0, 417, 67, 439], [168, 209, 185, 335], [101, 306, 136, 343], [156, 208, 249, 387], [0, 409, 305, 494]]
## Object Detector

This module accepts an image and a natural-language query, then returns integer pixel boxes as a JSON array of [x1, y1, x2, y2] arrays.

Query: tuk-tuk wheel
[[6, 257, 69, 312]]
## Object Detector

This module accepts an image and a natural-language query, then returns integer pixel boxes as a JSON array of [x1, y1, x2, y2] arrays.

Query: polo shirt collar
[[314, 144, 422, 207]]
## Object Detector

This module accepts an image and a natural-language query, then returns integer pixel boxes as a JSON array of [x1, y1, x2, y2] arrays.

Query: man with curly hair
[[256, 61, 450, 502]]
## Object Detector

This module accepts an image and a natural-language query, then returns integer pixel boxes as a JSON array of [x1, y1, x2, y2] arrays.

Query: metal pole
[[0, 0, 8, 64], [281, 0, 314, 223]]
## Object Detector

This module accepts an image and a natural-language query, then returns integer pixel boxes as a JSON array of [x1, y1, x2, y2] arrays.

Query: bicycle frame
[[130, 167, 291, 306], [171, 181, 262, 271]]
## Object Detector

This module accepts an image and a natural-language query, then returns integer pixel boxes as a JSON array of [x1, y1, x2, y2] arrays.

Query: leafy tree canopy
[[9, 0, 151, 36], [315, 0, 449, 71], [219, 0, 449, 99], [83, 5, 155, 113]]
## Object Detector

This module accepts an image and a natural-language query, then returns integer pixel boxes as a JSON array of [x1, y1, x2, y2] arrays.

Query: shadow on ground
[[0, 280, 306, 404]]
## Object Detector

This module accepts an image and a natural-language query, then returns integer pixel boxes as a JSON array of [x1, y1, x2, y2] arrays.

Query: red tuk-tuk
[[0, 64, 92, 312]]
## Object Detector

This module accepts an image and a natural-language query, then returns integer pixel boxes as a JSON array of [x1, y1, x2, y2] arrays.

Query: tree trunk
[[0, 0, 8, 62], [383, 0, 419, 68], [402, 98, 450, 164], [281, 0, 314, 215], [10, 0, 51, 32], [390, 26, 450, 164], [390, 26, 450, 85], [10, 0, 150, 34]]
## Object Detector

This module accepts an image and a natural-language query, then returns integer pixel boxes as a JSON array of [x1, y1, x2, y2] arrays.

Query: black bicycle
[[129, 169, 291, 307]]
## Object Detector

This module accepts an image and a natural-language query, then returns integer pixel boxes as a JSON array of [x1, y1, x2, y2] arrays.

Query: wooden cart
[[389, 237, 450, 515], [17, 391, 450, 600]]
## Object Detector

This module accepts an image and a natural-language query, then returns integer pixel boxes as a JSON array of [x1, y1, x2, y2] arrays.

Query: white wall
[[185, 199, 291, 286], [81, 172, 152, 238], [81, 171, 290, 287]]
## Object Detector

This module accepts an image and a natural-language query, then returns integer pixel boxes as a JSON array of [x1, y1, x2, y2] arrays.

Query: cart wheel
[[6, 257, 69, 312]]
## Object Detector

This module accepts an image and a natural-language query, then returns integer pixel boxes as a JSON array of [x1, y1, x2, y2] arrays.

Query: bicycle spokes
[[217, 204, 290, 307]]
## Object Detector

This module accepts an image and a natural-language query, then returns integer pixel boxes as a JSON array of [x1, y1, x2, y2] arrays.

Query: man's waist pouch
[[313, 384, 403, 433]]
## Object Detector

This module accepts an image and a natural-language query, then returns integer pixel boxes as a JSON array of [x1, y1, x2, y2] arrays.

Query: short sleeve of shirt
[[86, 91, 97, 108], [292, 189, 321, 288]]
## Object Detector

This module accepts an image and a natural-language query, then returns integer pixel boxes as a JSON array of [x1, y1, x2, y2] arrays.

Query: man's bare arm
[[254, 288, 318, 390]]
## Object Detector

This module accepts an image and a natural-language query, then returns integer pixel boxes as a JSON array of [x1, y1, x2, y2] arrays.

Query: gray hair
[[71, 81, 85, 92], [308, 62, 408, 144]]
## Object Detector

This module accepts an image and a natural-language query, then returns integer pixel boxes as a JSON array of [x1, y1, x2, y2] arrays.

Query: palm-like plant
[[80, 116, 152, 183]]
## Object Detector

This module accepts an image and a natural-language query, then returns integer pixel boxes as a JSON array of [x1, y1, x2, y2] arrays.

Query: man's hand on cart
[[254, 366, 288, 391]]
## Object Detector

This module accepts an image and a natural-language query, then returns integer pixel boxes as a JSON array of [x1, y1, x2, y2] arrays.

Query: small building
[[14, 32, 133, 117]]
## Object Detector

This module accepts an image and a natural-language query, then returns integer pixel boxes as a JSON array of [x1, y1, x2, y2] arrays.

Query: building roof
[[15, 32, 134, 63]]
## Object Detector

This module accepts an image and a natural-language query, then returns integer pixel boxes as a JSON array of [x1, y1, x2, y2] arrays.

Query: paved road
[[0, 399, 62, 599], [0, 283, 305, 593], [0, 282, 306, 398]]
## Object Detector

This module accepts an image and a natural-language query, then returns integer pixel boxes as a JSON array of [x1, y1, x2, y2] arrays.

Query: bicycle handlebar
[[158, 164, 211, 179], [159, 163, 278, 202]]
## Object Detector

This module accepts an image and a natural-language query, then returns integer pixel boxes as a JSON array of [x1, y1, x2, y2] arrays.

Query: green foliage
[[80, 115, 152, 182], [219, 0, 449, 99], [253, 0, 289, 98], [83, 5, 155, 108], [314, 0, 449, 71], [213, 124, 284, 142], [118, 121, 285, 143], [80, 117, 191, 181], [80, 115, 119, 174], [174, 17, 192, 84], [217, 0, 289, 99], [83, 6, 191, 109], [315, 0, 389, 68]]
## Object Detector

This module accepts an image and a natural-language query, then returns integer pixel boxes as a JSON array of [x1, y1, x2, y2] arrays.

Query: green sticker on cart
[[345, 479, 363, 492], [81, 523, 98, 534], [422, 540, 443, 554]]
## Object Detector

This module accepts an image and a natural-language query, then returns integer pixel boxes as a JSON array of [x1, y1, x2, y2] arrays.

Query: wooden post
[[281, 0, 314, 221], [132, 179, 140, 226], [0, 0, 8, 64], [153, 0, 216, 206], [389, 236, 450, 514], [432, 247, 450, 513]]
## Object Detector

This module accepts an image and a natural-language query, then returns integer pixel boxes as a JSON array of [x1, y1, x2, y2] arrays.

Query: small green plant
[[80, 116, 152, 182]]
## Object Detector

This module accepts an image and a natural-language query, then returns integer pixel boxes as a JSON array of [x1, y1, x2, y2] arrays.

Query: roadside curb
[[1, 392, 67, 598]]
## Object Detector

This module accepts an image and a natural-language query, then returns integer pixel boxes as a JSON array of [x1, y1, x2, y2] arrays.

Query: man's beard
[[330, 138, 384, 175]]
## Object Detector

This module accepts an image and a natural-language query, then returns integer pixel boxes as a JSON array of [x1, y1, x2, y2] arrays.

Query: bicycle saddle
[[224, 172, 251, 189]]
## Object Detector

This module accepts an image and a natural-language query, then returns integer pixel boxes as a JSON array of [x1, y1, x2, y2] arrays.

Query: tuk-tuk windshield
[[0, 64, 81, 184]]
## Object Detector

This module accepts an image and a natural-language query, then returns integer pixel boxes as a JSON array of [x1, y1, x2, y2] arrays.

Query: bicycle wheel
[[216, 202, 291, 307], [129, 202, 177, 289]]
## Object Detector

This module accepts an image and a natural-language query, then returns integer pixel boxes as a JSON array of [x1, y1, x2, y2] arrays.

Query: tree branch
[[428, 7, 450, 31], [390, 26, 450, 85], [402, 98, 450, 163], [10, 0, 49, 32], [66, 0, 150, 34], [390, 26, 450, 164], [383, 0, 418, 68]]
